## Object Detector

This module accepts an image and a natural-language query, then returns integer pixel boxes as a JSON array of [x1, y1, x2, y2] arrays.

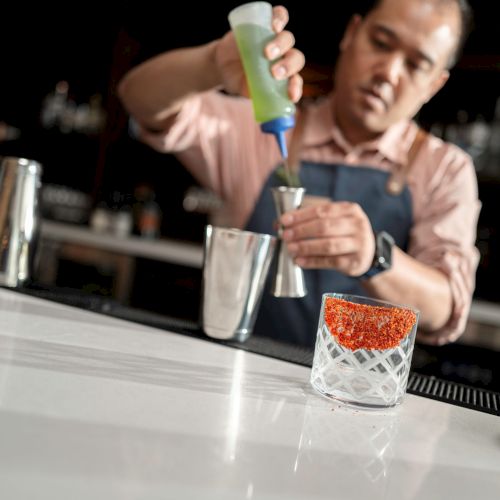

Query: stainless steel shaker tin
[[0, 157, 43, 287], [201, 225, 276, 342]]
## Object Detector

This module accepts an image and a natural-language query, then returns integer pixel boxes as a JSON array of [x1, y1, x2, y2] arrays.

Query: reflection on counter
[[295, 404, 401, 499]]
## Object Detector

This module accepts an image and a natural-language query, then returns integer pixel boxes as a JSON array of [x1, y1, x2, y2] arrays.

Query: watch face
[[376, 231, 394, 270], [359, 231, 395, 279]]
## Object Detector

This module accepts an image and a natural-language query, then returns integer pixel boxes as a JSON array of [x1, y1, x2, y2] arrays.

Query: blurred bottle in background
[[41, 81, 69, 130], [89, 191, 133, 238], [109, 190, 133, 238], [40, 81, 106, 135], [0, 122, 21, 142], [132, 183, 162, 239]]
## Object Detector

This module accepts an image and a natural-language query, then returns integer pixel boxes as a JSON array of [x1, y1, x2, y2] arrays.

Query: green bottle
[[229, 2, 296, 158]]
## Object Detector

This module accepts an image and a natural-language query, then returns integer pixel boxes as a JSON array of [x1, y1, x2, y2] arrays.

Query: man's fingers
[[265, 30, 295, 59], [287, 237, 358, 258], [272, 5, 289, 32], [289, 74, 303, 103], [280, 202, 360, 226], [282, 216, 357, 241], [295, 255, 361, 274]]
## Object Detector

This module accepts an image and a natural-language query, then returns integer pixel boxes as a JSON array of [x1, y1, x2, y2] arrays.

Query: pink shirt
[[139, 90, 481, 345]]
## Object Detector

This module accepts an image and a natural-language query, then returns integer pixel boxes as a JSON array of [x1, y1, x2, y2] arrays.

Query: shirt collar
[[302, 93, 417, 166]]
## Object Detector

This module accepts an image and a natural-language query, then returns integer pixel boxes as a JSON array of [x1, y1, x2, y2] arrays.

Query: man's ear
[[425, 70, 450, 103], [340, 14, 363, 52]]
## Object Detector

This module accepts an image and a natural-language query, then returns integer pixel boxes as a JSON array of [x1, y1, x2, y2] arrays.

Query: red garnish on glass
[[324, 297, 417, 351]]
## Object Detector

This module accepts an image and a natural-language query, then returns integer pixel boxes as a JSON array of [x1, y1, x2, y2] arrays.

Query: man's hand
[[214, 5, 305, 102], [280, 201, 376, 276]]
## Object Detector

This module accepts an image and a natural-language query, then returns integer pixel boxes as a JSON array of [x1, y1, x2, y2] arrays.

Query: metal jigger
[[271, 186, 307, 297]]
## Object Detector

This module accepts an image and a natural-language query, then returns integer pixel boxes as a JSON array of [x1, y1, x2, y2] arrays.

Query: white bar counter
[[0, 288, 499, 499]]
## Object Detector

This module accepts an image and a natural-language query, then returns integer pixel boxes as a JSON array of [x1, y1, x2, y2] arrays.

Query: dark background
[[1, 0, 500, 310], [2, 1, 500, 199]]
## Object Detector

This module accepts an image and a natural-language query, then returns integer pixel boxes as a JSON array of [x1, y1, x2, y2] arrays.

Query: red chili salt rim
[[324, 296, 417, 351]]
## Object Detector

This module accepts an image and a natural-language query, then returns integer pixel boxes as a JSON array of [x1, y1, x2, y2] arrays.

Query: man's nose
[[375, 53, 404, 86]]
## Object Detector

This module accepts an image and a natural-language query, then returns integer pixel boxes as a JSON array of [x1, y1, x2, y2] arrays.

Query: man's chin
[[359, 91, 388, 115], [351, 110, 389, 138], [336, 101, 389, 142]]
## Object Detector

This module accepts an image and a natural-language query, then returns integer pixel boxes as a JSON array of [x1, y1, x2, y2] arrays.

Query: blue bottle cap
[[260, 115, 296, 159]]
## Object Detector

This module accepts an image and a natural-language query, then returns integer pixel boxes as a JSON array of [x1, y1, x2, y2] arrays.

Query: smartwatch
[[360, 231, 395, 279]]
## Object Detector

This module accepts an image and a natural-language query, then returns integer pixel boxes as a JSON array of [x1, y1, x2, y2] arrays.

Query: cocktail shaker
[[202, 225, 276, 342], [0, 157, 43, 287]]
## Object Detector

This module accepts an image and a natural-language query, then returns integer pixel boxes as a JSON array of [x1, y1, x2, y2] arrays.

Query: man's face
[[334, 0, 461, 142]]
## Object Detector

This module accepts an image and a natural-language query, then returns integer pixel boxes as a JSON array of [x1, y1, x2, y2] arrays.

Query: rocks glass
[[310, 293, 419, 409]]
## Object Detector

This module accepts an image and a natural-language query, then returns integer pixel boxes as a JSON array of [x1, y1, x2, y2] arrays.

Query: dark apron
[[245, 161, 413, 348]]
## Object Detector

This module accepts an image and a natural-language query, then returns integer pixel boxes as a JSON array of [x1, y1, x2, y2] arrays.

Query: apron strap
[[386, 127, 428, 195], [286, 105, 428, 197]]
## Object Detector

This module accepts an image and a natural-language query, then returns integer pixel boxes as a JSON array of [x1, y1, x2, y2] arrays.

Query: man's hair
[[358, 0, 473, 68]]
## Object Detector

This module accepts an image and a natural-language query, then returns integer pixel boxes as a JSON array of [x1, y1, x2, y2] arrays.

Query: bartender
[[118, 0, 480, 348]]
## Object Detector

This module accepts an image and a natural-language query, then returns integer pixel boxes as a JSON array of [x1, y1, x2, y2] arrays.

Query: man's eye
[[372, 38, 390, 50], [407, 60, 424, 72]]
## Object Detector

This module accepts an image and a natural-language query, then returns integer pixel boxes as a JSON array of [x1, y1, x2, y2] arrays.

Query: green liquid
[[234, 23, 295, 124]]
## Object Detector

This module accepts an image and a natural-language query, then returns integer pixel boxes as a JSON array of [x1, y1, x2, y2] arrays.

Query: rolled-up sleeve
[[130, 90, 282, 228], [408, 140, 481, 344], [137, 94, 205, 154]]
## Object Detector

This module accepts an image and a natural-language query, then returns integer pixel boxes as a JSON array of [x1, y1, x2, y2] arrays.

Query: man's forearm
[[118, 41, 221, 131], [362, 247, 452, 332]]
